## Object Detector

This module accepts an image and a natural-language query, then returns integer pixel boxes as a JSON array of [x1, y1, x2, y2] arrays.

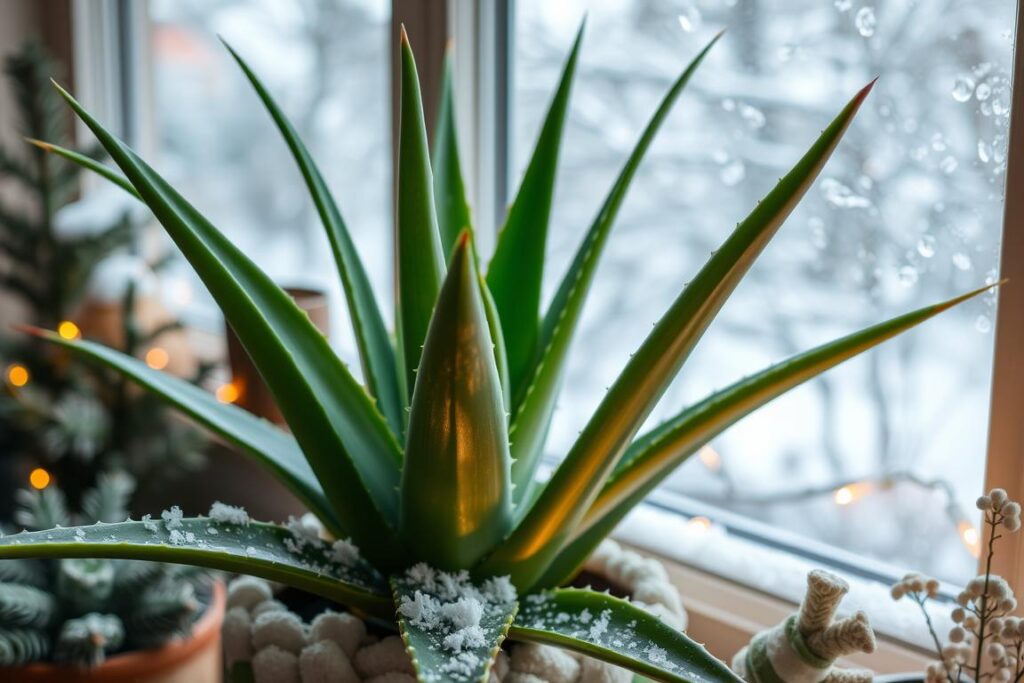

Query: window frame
[[71, 0, 1024, 665]]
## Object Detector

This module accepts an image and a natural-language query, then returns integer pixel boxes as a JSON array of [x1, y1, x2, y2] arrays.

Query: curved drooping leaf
[[508, 32, 723, 503], [432, 47, 473, 257], [535, 283, 998, 588], [395, 27, 447, 407], [24, 138, 140, 198], [0, 520, 392, 617], [23, 327, 342, 536], [52, 82, 405, 569], [400, 236, 513, 569], [392, 571, 518, 683], [486, 22, 585, 402], [510, 589, 741, 683], [223, 41, 404, 440], [484, 81, 876, 590]]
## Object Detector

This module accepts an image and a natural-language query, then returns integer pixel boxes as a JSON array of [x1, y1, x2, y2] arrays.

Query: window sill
[[614, 504, 944, 674]]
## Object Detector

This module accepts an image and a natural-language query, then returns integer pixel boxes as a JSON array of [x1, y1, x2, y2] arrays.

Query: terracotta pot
[[8, 579, 226, 683]]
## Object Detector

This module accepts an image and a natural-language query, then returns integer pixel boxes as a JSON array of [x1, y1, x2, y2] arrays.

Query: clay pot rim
[[10, 577, 225, 682]]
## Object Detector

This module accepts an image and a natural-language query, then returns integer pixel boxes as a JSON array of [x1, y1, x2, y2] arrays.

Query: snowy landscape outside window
[[149, 0, 391, 359], [515, 0, 1014, 585]]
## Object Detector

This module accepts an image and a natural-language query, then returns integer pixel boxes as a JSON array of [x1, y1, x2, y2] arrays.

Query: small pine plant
[[0, 472, 209, 667], [0, 40, 208, 507]]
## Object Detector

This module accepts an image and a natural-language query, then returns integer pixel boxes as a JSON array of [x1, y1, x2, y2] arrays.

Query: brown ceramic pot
[[7, 579, 225, 683]]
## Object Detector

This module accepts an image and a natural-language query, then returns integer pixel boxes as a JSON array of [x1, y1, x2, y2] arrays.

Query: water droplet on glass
[[951, 75, 975, 102], [975, 315, 992, 334], [898, 266, 919, 287], [993, 98, 1009, 116], [978, 140, 992, 163], [855, 7, 877, 37], [976, 82, 992, 101], [739, 103, 766, 129], [809, 216, 827, 249], [721, 98, 736, 112], [940, 156, 958, 174], [720, 160, 746, 186], [834, 0, 852, 11], [952, 252, 972, 271], [821, 178, 871, 208], [916, 235, 936, 258], [677, 5, 702, 33], [930, 133, 947, 152]]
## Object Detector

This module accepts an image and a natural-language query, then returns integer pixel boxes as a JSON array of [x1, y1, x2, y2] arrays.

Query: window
[[148, 0, 391, 364], [514, 0, 1014, 586]]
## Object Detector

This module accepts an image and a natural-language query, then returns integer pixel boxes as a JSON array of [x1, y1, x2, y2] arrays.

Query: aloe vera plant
[[0, 26, 998, 683]]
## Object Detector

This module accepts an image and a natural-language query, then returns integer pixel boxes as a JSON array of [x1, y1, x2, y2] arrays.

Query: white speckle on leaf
[[209, 501, 250, 525]]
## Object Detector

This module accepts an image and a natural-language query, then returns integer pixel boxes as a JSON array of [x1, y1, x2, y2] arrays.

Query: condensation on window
[[514, 0, 1013, 584]]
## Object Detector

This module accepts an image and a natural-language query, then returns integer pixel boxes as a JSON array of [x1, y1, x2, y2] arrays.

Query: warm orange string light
[[6, 364, 29, 387], [57, 320, 81, 340], [216, 382, 241, 404], [29, 467, 51, 490], [145, 347, 170, 370], [686, 516, 712, 534], [698, 445, 721, 471], [833, 482, 872, 506], [959, 520, 981, 558]]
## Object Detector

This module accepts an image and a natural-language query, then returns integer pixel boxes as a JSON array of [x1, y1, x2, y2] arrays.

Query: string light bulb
[[686, 516, 712, 534], [698, 445, 721, 471], [959, 520, 981, 558], [57, 320, 81, 340], [216, 381, 241, 404], [145, 347, 170, 370], [6, 364, 29, 387], [833, 482, 872, 506], [29, 467, 51, 490]]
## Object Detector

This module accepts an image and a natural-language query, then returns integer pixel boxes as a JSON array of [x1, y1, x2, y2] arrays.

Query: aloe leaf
[[24, 138, 140, 198], [482, 81, 876, 589], [0, 520, 392, 617], [480, 272, 511, 410], [535, 283, 998, 588], [392, 571, 518, 683], [510, 589, 741, 683], [509, 33, 723, 502], [400, 236, 513, 569], [432, 46, 473, 257], [486, 22, 585, 402], [396, 27, 447, 407], [222, 41, 404, 439], [22, 327, 342, 536], [52, 82, 405, 569]]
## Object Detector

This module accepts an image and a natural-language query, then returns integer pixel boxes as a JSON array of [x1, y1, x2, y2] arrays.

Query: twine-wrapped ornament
[[732, 570, 876, 683]]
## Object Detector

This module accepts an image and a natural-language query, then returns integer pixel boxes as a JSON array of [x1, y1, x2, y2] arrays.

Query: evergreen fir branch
[[0, 582, 56, 628], [0, 627, 48, 665], [0, 558, 47, 588], [123, 578, 199, 650], [54, 613, 123, 668], [56, 558, 115, 615], [0, 145, 35, 186], [81, 470, 136, 524], [14, 488, 69, 531], [112, 559, 166, 593]]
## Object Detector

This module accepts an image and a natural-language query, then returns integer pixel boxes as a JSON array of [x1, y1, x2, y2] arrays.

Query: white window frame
[[69, 0, 1024, 669]]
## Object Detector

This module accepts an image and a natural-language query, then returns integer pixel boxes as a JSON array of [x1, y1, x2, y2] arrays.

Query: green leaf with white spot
[[0, 520, 392, 617], [510, 589, 741, 683]]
